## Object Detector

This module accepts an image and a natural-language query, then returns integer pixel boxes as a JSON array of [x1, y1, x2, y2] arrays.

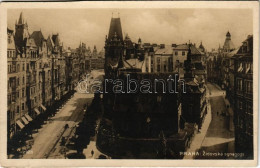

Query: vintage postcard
[[0, 1, 258, 167]]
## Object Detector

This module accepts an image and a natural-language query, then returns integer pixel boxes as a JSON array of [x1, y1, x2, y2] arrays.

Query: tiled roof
[[174, 44, 189, 50], [190, 44, 203, 55], [52, 34, 60, 46], [154, 45, 173, 55], [31, 31, 45, 47]]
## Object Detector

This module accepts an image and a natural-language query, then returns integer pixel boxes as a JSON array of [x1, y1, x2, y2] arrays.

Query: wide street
[[22, 92, 94, 159], [195, 83, 235, 159]]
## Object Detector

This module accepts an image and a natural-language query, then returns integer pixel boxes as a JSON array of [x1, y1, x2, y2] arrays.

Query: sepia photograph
[[0, 1, 258, 167]]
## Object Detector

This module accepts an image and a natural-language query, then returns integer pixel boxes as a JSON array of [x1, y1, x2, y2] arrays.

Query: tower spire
[[18, 12, 24, 24]]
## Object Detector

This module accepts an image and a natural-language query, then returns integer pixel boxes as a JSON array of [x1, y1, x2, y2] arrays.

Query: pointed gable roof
[[18, 12, 24, 24], [52, 34, 60, 46], [108, 18, 123, 41], [190, 44, 203, 55], [30, 31, 45, 47]]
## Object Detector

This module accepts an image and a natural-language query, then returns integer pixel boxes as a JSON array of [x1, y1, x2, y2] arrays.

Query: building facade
[[233, 35, 253, 159], [7, 12, 83, 140]]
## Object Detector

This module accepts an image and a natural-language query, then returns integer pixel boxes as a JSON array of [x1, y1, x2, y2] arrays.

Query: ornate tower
[[15, 12, 29, 53], [223, 31, 235, 52], [104, 17, 124, 76]]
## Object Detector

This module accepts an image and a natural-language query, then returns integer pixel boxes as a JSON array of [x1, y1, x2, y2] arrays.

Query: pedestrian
[[91, 150, 94, 157]]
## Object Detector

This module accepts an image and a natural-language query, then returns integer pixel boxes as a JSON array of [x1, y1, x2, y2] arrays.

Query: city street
[[196, 83, 235, 159], [22, 92, 94, 159]]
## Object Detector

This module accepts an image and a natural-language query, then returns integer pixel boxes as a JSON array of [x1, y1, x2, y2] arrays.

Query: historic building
[[7, 27, 21, 139], [31, 30, 52, 108], [181, 44, 207, 130], [14, 12, 40, 126], [97, 16, 207, 159], [7, 12, 80, 139], [233, 35, 253, 159], [206, 49, 219, 83], [172, 44, 189, 76], [153, 44, 174, 73]]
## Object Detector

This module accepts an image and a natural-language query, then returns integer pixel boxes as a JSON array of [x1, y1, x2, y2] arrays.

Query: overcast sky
[[8, 9, 252, 51]]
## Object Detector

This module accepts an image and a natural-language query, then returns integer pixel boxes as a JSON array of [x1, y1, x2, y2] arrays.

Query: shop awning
[[34, 108, 40, 115], [40, 104, 47, 111], [16, 120, 25, 129], [21, 117, 29, 125], [25, 114, 33, 122]]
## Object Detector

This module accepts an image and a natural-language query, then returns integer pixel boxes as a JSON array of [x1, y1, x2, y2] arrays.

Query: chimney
[[160, 44, 165, 49], [172, 44, 177, 47]]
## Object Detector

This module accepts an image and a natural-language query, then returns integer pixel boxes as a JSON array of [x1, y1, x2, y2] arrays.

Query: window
[[175, 51, 178, 55], [22, 103, 25, 110], [164, 64, 167, 72], [245, 80, 253, 94], [237, 79, 243, 91], [157, 65, 160, 72], [182, 51, 185, 56], [17, 64, 19, 72], [22, 89, 24, 97], [22, 63, 25, 71], [157, 57, 160, 63], [246, 101, 252, 114], [238, 116, 244, 129], [8, 36, 11, 44], [23, 76, 25, 84], [17, 77, 20, 86], [237, 100, 243, 110], [17, 106, 19, 114], [7, 51, 9, 58]]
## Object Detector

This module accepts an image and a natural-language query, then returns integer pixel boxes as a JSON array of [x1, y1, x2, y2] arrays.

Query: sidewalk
[[223, 98, 234, 132], [183, 101, 212, 159]]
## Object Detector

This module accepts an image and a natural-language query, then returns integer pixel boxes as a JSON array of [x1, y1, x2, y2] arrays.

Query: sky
[[8, 9, 253, 52]]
